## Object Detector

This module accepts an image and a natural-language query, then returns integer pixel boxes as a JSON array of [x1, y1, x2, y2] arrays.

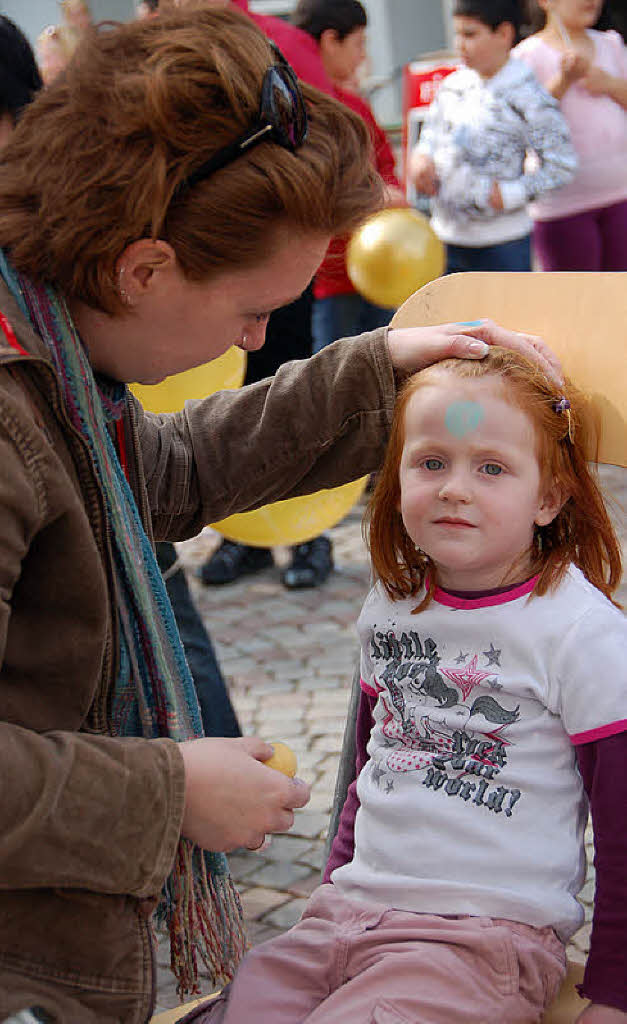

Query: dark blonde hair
[[0, 7, 383, 313], [368, 348, 622, 610]]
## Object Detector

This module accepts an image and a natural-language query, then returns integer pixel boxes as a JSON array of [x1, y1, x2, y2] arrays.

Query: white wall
[[363, 0, 448, 126], [442, 0, 455, 49], [3, 0, 135, 48]]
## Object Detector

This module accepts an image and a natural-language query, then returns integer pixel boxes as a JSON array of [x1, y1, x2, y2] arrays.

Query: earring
[[118, 267, 131, 306], [241, 333, 249, 349]]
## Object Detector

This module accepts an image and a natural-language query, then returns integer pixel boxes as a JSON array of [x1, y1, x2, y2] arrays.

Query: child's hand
[[488, 181, 504, 211], [383, 183, 409, 208], [581, 66, 611, 96], [559, 51, 590, 89], [179, 736, 310, 852], [576, 1004, 627, 1022], [409, 152, 439, 197]]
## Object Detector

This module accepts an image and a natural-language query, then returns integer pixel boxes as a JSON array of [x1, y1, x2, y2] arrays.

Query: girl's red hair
[[367, 348, 622, 610]]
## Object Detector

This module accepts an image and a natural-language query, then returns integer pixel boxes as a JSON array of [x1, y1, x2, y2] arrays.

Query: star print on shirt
[[442, 654, 492, 701], [455, 651, 469, 664], [483, 643, 502, 666]]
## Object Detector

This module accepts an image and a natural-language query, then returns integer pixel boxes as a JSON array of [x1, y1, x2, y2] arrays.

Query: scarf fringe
[[165, 839, 249, 998]]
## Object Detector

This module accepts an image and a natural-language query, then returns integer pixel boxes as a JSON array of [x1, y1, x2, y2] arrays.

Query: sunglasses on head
[[177, 46, 308, 195]]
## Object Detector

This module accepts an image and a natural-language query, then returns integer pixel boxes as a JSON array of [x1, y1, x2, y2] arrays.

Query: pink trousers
[[203, 884, 566, 1023]]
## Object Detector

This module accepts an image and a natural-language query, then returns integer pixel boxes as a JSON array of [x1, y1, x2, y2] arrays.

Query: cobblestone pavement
[[154, 465, 626, 1012]]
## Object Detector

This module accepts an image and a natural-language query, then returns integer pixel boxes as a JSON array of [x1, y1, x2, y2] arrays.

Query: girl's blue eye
[[424, 458, 444, 471], [482, 463, 502, 476]]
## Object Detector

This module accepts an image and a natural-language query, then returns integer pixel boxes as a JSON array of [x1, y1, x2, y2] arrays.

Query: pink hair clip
[[553, 398, 571, 414]]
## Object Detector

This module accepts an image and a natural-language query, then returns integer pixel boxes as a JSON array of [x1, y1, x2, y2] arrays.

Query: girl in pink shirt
[[515, 0, 627, 270]]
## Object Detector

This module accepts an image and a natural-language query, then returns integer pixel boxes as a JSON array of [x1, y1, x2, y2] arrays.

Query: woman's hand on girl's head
[[178, 736, 310, 853], [387, 320, 563, 385]]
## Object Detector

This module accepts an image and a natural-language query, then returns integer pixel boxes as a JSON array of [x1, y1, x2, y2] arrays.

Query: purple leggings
[[534, 198, 627, 271]]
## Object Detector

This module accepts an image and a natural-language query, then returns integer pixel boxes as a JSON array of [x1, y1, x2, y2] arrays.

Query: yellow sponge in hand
[[264, 742, 297, 778]]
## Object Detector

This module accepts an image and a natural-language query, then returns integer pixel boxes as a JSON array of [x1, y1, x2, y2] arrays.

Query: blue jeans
[[312, 293, 395, 354], [446, 234, 531, 274], [156, 542, 241, 739]]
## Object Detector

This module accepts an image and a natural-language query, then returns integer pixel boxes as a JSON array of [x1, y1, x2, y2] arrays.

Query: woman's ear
[[115, 239, 177, 302], [535, 479, 567, 528]]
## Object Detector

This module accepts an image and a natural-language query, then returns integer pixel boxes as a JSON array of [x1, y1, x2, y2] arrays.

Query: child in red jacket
[[293, 0, 406, 354], [271, 0, 407, 591]]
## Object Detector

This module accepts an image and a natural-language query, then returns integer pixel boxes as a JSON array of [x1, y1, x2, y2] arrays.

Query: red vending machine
[[402, 53, 457, 208]]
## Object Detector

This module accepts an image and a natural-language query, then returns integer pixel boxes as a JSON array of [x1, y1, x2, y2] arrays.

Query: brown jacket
[[0, 279, 396, 1023]]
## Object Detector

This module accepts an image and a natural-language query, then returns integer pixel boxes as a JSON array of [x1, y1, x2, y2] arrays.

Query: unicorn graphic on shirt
[[374, 646, 519, 777]]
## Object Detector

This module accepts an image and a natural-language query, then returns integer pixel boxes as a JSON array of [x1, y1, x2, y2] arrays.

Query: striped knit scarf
[[0, 253, 246, 996]]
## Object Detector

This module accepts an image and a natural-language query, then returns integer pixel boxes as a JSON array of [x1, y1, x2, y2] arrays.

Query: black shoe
[[282, 536, 333, 590], [198, 540, 273, 585]]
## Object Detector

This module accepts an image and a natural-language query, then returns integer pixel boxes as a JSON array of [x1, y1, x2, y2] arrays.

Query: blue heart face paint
[[444, 400, 484, 438], [455, 320, 483, 327]]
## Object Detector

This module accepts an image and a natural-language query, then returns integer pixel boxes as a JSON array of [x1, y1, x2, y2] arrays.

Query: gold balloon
[[347, 207, 445, 309], [130, 345, 246, 414], [212, 477, 368, 548]]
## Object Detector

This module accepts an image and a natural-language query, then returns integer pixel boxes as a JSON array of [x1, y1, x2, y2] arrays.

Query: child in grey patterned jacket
[[410, 0, 577, 272]]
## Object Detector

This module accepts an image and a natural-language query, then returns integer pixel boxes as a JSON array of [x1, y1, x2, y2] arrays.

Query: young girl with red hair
[[201, 348, 626, 1023]]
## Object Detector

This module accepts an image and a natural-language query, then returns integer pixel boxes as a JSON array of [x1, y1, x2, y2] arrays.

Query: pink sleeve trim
[[571, 720, 627, 745], [432, 576, 538, 609], [360, 676, 378, 697]]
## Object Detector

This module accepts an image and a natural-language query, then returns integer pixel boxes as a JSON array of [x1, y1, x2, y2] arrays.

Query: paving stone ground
[[154, 465, 626, 1012]]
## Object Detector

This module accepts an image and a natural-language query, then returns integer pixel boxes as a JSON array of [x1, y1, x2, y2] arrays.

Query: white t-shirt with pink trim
[[331, 566, 626, 941], [514, 30, 627, 220]]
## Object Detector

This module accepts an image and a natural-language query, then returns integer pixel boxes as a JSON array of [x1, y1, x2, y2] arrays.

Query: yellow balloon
[[212, 476, 368, 547], [347, 207, 445, 309], [131, 346, 246, 413]]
